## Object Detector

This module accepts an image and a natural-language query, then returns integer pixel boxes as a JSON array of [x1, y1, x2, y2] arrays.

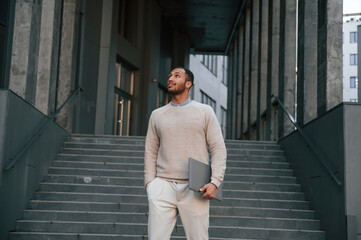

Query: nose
[[168, 76, 174, 83]]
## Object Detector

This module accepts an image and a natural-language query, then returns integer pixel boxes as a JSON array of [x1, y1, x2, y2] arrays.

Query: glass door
[[114, 62, 134, 136]]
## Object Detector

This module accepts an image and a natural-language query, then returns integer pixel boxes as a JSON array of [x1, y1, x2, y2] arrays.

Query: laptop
[[188, 158, 223, 201]]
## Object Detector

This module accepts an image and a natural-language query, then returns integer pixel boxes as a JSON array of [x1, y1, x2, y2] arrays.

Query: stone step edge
[[48, 167, 297, 179], [50, 163, 293, 173], [7, 231, 270, 240], [44, 174, 300, 187], [70, 134, 278, 144], [64, 142, 281, 149], [57, 153, 286, 160], [34, 191, 310, 203], [22, 209, 319, 222], [29, 200, 315, 213], [70, 134, 145, 139], [62, 147, 285, 154], [39, 182, 304, 195], [55, 157, 289, 166], [15, 220, 324, 233]]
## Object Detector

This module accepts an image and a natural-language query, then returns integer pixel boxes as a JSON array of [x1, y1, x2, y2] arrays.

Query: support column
[[95, 0, 113, 134], [226, 46, 234, 139], [230, 38, 239, 140], [297, 0, 318, 125], [242, 7, 251, 139], [269, 0, 280, 141], [278, 0, 297, 138], [258, 0, 269, 140], [317, 0, 343, 115], [237, 24, 245, 139], [35, 0, 62, 116], [249, 0, 260, 140], [57, 0, 81, 131], [9, 0, 42, 104]]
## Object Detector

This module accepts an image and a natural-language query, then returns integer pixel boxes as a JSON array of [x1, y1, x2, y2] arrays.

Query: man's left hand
[[199, 183, 218, 200]]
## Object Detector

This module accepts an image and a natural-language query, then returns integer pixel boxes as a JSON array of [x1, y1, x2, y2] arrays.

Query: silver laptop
[[188, 158, 223, 201]]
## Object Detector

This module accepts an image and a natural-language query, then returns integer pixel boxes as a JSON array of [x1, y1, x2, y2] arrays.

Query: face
[[167, 68, 191, 95]]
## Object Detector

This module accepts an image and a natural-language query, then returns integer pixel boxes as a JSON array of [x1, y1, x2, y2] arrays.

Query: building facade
[[189, 54, 228, 136], [343, 16, 360, 102], [0, 0, 191, 137]]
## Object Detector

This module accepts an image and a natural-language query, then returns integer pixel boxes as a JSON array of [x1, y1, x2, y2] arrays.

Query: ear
[[186, 81, 192, 89]]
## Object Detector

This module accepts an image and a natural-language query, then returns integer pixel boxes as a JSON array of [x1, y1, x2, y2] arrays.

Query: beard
[[168, 81, 186, 95]]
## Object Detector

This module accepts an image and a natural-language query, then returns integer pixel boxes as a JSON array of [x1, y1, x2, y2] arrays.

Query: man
[[144, 67, 227, 240]]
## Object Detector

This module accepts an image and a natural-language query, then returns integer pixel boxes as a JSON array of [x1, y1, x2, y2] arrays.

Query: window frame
[[350, 54, 358, 66]]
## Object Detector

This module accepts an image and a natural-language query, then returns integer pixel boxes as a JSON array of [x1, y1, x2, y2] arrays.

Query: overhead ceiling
[[155, 0, 244, 54]]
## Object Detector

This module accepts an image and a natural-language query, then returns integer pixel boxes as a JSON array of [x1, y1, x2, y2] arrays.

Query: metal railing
[[5, 87, 83, 170], [271, 94, 342, 186]]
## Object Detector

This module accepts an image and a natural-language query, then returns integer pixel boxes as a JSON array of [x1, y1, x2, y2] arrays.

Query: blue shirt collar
[[170, 97, 192, 107]]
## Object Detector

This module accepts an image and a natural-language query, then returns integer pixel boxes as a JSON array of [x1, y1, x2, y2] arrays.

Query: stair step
[[21, 210, 320, 230], [14, 221, 325, 239], [34, 191, 310, 209], [38, 182, 304, 200], [64, 142, 282, 152], [57, 154, 144, 163], [56, 154, 288, 168], [47, 167, 298, 184], [43, 174, 300, 191], [224, 174, 297, 183], [9, 232, 187, 240], [9, 135, 324, 240], [50, 161, 294, 177], [227, 161, 290, 169], [64, 142, 146, 151], [226, 167, 293, 176], [61, 148, 284, 157], [61, 148, 145, 157], [70, 134, 145, 141], [52, 160, 144, 171], [225, 143, 281, 150], [28, 200, 316, 219], [227, 155, 287, 162], [227, 149, 284, 156]]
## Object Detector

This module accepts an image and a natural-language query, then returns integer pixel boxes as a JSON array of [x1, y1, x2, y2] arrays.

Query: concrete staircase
[[8, 134, 325, 240]]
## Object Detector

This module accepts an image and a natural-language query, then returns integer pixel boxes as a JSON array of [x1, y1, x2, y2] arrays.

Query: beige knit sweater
[[144, 101, 227, 188]]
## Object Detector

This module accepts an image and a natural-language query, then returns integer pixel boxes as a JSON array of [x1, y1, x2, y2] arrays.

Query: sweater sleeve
[[205, 107, 227, 188], [144, 112, 159, 188]]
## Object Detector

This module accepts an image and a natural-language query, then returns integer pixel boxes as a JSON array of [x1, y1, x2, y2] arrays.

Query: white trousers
[[146, 177, 209, 240]]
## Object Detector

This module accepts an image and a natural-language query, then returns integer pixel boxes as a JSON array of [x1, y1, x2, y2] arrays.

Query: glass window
[[201, 54, 217, 76], [350, 99, 357, 102], [157, 85, 170, 108], [114, 62, 134, 136], [350, 54, 358, 65], [200, 90, 216, 113], [350, 77, 357, 88], [350, 32, 357, 43], [118, 0, 138, 46]]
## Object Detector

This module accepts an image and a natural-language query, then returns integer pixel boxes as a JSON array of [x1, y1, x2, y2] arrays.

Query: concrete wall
[[0, 90, 69, 240], [344, 104, 361, 240], [279, 103, 361, 240]]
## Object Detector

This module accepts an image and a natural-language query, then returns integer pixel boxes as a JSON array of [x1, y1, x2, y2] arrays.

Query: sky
[[343, 0, 361, 14]]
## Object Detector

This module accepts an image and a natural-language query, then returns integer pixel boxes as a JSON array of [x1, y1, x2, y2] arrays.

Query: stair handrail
[[271, 94, 342, 186], [5, 87, 83, 170]]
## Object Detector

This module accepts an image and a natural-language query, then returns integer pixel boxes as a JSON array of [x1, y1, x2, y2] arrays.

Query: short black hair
[[173, 67, 194, 86]]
